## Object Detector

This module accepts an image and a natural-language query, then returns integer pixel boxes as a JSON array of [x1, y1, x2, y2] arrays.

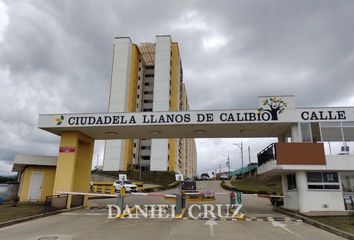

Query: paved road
[[0, 181, 345, 240], [195, 180, 284, 217]]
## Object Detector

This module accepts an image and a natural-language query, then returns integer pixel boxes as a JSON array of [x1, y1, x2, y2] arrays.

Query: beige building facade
[[103, 35, 197, 177]]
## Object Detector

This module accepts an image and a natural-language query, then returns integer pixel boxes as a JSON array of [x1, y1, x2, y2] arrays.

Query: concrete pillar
[[296, 171, 307, 213], [291, 124, 301, 142], [53, 131, 94, 208], [281, 174, 288, 208]]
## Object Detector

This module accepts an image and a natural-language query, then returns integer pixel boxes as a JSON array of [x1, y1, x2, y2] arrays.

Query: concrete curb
[[274, 207, 354, 240], [0, 206, 83, 229]]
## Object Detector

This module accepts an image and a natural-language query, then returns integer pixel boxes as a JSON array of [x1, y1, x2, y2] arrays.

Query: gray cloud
[[0, 0, 354, 175]]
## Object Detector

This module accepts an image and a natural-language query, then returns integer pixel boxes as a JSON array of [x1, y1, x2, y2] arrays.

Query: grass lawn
[[230, 176, 282, 194], [0, 203, 45, 223], [310, 215, 354, 234]]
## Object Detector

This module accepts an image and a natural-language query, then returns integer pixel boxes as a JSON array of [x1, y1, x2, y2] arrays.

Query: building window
[[145, 74, 154, 78], [144, 91, 153, 94], [145, 66, 154, 69], [307, 172, 340, 190], [139, 67, 141, 71], [141, 146, 151, 150], [144, 100, 153, 103], [143, 108, 153, 112], [138, 85, 140, 89], [141, 156, 151, 160], [144, 82, 150, 86], [287, 174, 297, 190]]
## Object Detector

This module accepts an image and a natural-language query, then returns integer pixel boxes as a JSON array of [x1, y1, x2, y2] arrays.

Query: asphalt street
[[0, 181, 345, 240]]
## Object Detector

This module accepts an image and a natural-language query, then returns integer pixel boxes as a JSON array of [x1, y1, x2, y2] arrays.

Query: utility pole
[[241, 142, 244, 178], [226, 154, 231, 176], [233, 142, 244, 178]]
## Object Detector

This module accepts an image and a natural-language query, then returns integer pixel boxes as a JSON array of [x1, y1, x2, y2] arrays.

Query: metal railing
[[257, 143, 276, 166], [230, 164, 258, 177]]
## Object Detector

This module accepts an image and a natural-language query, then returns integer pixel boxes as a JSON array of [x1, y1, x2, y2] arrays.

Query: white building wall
[[300, 190, 345, 212], [296, 171, 345, 213], [150, 36, 172, 171], [296, 171, 308, 213], [103, 37, 132, 171]]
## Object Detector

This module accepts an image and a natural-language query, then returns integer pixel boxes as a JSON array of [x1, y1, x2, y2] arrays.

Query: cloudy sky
[[0, 0, 354, 176]]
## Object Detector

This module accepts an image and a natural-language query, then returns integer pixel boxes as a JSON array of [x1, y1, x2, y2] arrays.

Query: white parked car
[[113, 180, 138, 193]]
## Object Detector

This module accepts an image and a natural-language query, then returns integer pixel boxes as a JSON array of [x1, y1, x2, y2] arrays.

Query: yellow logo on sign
[[55, 115, 64, 125]]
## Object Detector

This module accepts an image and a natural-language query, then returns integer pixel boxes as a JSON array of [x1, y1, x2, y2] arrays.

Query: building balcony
[[257, 143, 354, 175]]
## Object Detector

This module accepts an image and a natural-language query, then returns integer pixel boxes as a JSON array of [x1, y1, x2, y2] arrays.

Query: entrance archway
[[38, 96, 354, 213]]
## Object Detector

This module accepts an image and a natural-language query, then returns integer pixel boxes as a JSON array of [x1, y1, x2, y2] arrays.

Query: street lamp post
[[233, 142, 244, 178]]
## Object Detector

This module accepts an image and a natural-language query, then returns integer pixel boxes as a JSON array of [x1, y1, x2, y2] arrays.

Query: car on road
[[219, 174, 230, 180], [113, 180, 138, 192]]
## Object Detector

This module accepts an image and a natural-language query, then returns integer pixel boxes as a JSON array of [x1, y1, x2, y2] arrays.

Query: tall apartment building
[[102, 35, 197, 177]]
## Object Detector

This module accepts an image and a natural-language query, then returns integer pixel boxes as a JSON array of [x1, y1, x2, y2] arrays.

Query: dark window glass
[[307, 172, 323, 182], [145, 66, 154, 69], [307, 172, 340, 190], [141, 156, 151, 160], [323, 172, 339, 183], [145, 74, 154, 78], [287, 174, 297, 190], [144, 100, 153, 103], [144, 82, 150, 86], [144, 91, 153, 94], [141, 146, 151, 150], [324, 185, 340, 189], [308, 185, 324, 189]]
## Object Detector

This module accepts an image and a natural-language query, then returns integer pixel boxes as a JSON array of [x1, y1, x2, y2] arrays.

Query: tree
[[257, 97, 287, 120]]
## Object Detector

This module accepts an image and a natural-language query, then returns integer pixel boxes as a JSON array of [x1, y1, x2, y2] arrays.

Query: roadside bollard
[[237, 191, 242, 204], [176, 194, 183, 215], [116, 193, 124, 212], [117, 187, 126, 213], [182, 193, 186, 209], [230, 191, 236, 208]]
